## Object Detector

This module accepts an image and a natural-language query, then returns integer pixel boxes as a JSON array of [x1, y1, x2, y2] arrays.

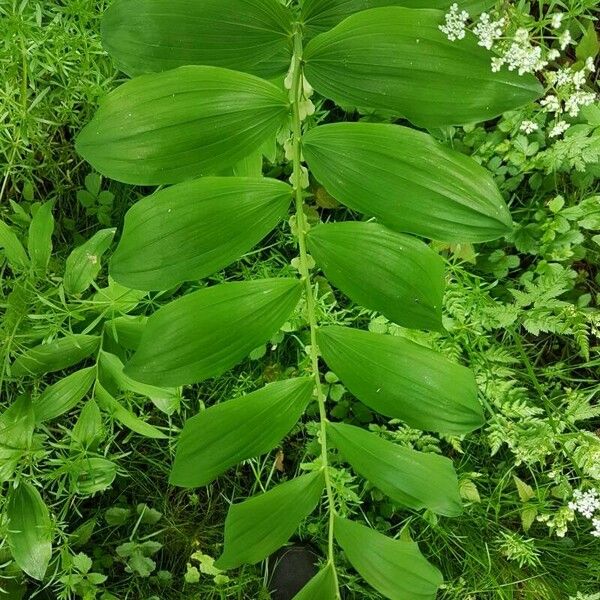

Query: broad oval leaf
[[106, 315, 148, 350], [303, 123, 512, 242], [0, 396, 35, 483], [170, 378, 314, 487], [307, 222, 444, 329], [71, 457, 117, 495], [301, 0, 493, 37], [292, 562, 338, 599], [71, 400, 103, 450], [11, 335, 100, 378], [76, 66, 289, 185], [125, 279, 302, 386], [0, 220, 29, 270], [334, 517, 442, 600], [111, 177, 292, 291], [7, 481, 52, 581], [33, 367, 96, 424], [64, 228, 116, 296], [103, 0, 293, 78], [304, 7, 542, 127], [216, 471, 325, 570], [328, 422, 462, 515], [28, 201, 54, 275], [317, 326, 483, 434], [95, 383, 167, 439]]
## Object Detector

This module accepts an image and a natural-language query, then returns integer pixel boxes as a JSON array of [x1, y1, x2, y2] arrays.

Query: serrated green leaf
[[64, 228, 116, 295], [334, 517, 442, 600], [216, 471, 325, 570], [0, 220, 29, 270], [27, 201, 54, 274], [301, 0, 494, 37], [317, 326, 483, 434], [125, 279, 302, 386], [11, 335, 100, 378], [307, 221, 444, 329], [7, 482, 52, 581], [170, 378, 314, 487], [513, 475, 535, 503], [102, 0, 293, 78], [304, 7, 542, 127], [95, 383, 166, 439], [303, 123, 512, 242], [328, 422, 462, 515], [76, 66, 289, 185], [111, 177, 292, 291], [33, 367, 96, 424], [292, 562, 338, 599]]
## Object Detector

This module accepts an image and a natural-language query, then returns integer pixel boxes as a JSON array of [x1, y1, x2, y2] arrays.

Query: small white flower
[[473, 12, 505, 50], [439, 3, 470, 41], [559, 30, 572, 50], [565, 91, 597, 117], [503, 42, 547, 75], [514, 28, 529, 43], [520, 120, 538, 134], [551, 13, 563, 30], [569, 489, 600, 518], [585, 57, 596, 72], [572, 70, 586, 89], [554, 67, 573, 87], [549, 120, 570, 137], [540, 94, 561, 113], [547, 49, 560, 61], [592, 518, 600, 537], [491, 56, 505, 72]]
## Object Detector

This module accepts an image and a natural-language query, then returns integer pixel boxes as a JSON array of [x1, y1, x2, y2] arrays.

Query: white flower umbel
[[565, 91, 596, 117], [550, 13, 563, 30], [503, 41, 547, 75], [559, 30, 572, 50], [520, 120, 538, 134], [473, 12, 505, 50], [585, 57, 596, 72], [439, 3, 470, 41], [568, 488, 600, 519], [540, 94, 561, 113], [592, 518, 600, 538], [549, 120, 570, 137]]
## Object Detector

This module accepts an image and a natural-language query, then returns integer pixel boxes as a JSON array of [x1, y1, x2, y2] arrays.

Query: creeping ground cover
[[0, 0, 599, 598]]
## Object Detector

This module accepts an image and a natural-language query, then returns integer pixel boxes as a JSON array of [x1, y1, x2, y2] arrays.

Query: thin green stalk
[[290, 23, 339, 592]]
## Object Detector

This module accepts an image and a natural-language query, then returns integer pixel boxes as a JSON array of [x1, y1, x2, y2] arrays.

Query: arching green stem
[[290, 22, 339, 593]]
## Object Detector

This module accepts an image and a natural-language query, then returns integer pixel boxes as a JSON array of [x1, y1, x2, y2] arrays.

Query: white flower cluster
[[472, 12, 505, 50], [439, 3, 469, 41], [568, 488, 600, 537]]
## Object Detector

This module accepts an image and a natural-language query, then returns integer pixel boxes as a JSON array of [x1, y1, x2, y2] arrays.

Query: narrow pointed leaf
[[171, 378, 314, 487], [334, 517, 442, 600], [64, 228, 116, 295], [216, 471, 325, 570], [317, 327, 482, 434], [111, 177, 292, 290], [301, 0, 493, 37], [303, 123, 512, 242], [0, 220, 29, 270], [304, 7, 542, 127], [7, 482, 52, 581], [11, 335, 100, 377], [33, 367, 96, 424], [126, 279, 302, 386], [28, 201, 54, 274], [71, 400, 103, 450], [102, 0, 293, 78], [95, 383, 167, 439], [307, 222, 444, 329], [76, 66, 289, 185], [292, 562, 338, 599], [328, 422, 462, 515]]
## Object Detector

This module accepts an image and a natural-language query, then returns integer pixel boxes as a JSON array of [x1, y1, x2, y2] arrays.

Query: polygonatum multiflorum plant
[[74, 0, 542, 597]]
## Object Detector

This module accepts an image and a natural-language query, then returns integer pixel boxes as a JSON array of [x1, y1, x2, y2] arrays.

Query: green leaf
[[70, 457, 117, 495], [28, 201, 54, 274], [301, 0, 493, 37], [111, 177, 292, 291], [125, 279, 302, 386], [95, 383, 167, 439], [303, 123, 512, 242], [76, 66, 289, 185], [576, 22, 599, 61], [304, 7, 542, 127], [71, 400, 104, 450], [64, 228, 116, 295], [334, 517, 442, 600], [292, 562, 338, 599], [0, 396, 35, 483], [33, 367, 96, 424], [0, 220, 29, 270], [106, 315, 147, 350], [102, 0, 293, 78], [7, 482, 53, 581], [328, 422, 462, 516], [11, 335, 100, 377], [216, 471, 325, 570], [170, 378, 314, 487], [99, 351, 180, 415], [307, 221, 444, 330], [317, 326, 483, 434]]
